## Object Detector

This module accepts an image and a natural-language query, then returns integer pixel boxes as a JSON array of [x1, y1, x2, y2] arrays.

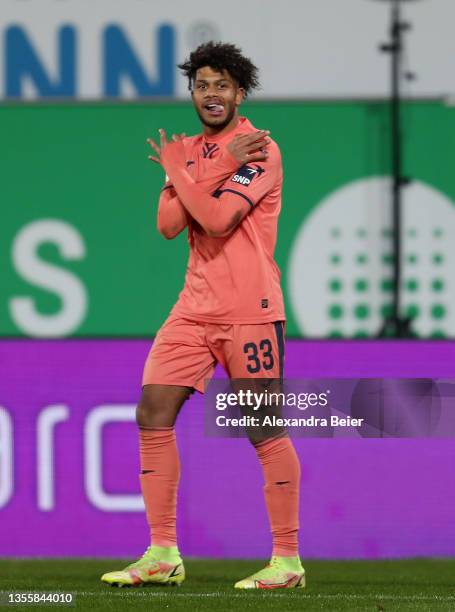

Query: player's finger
[[246, 136, 270, 148], [245, 138, 270, 153], [147, 138, 161, 154], [172, 134, 180, 142], [230, 133, 249, 143], [245, 151, 269, 162], [148, 155, 161, 163], [245, 130, 270, 143], [159, 128, 168, 147]]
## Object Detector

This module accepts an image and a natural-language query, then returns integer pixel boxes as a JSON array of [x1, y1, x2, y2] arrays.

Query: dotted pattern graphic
[[326, 226, 447, 338], [288, 178, 455, 338]]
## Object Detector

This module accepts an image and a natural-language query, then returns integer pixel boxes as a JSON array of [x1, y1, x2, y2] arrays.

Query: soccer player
[[101, 42, 304, 590]]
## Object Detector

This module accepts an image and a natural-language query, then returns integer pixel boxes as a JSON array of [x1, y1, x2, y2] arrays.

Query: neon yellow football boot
[[101, 545, 185, 587], [234, 555, 305, 589]]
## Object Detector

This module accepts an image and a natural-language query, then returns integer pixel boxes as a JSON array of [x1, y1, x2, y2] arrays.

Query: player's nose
[[204, 83, 221, 96]]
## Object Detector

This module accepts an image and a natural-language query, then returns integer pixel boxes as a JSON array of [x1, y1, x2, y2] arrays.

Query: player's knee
[[247, 429, 285, 446], [136, 384, 189, 428], [136, 398, 153, 428], [136, 389, 166, 427]]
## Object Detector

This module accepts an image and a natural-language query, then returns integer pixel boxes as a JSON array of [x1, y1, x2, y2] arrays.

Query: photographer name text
[[215, 415, 364, 428]]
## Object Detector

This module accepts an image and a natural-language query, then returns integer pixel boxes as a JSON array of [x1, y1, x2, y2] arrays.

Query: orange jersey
[[169, 117, 285, 324]]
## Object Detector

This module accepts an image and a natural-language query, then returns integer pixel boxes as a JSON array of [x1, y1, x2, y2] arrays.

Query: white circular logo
[[288, 177, 455, 337], [186, 22, 221, 50]]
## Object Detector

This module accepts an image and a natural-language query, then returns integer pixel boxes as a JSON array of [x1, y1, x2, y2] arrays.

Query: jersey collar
[[202, 117, 254, 146]]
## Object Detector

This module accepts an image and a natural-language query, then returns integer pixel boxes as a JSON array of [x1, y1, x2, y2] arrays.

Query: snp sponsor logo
[[231, 164, 265, 187]]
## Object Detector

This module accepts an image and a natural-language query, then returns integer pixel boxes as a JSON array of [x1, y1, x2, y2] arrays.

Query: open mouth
[[204, 103, 224, 117]]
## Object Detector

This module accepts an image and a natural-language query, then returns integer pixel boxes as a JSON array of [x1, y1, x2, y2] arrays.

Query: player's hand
[[226, 130, 271, 165], [147, 129, 187, 168]]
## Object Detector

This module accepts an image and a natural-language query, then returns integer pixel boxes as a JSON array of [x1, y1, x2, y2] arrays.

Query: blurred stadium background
[[1, 0, 455, 579]]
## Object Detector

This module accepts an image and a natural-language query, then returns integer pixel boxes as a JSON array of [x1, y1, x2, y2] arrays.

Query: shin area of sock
[[255, 436, 301, 557], [139, 427, 180, 547]]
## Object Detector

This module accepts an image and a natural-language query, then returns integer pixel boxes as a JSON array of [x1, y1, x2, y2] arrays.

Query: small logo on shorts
[[261, 299, 269, 309]]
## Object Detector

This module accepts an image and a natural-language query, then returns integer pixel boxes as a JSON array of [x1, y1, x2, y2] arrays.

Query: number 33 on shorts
[[235, 321, 284, 379]]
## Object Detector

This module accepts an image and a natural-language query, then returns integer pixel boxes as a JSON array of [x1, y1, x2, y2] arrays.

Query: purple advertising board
[[1, 339, 455, 559]]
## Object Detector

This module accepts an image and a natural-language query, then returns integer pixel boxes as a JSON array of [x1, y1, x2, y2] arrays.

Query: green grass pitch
[[1, 558, 454, 611]]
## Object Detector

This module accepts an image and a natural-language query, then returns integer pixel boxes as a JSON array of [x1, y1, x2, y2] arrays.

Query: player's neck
[[202, 114, 240, 140]]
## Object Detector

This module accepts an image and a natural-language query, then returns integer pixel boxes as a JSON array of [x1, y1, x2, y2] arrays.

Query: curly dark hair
[[178, 41, 260, 97]]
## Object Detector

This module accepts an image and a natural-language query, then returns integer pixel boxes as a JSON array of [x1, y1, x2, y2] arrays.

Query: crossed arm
[[157, 189, 187, 240], [149, 129, 270, 239], [157, 147, 241, 239]]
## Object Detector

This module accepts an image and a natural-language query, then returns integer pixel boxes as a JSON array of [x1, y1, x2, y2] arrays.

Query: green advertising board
[[1, 101, 455, 337]]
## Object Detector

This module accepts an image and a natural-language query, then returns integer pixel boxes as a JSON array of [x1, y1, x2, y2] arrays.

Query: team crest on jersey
[[202, 143, 219, 159], [231, 164, 265, 187]]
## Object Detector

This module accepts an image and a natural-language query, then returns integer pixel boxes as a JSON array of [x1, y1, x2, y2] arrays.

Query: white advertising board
[[0, 0, 453, 100]]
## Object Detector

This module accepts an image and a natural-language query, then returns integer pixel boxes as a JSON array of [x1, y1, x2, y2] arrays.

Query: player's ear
[[235, 87, 245, 106]]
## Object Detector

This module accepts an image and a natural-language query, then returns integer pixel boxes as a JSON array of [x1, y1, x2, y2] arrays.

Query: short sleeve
[[212, 141, 282, 207]]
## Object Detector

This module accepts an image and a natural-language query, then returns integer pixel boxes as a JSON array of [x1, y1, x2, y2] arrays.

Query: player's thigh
[[137, 384, 192, 428]]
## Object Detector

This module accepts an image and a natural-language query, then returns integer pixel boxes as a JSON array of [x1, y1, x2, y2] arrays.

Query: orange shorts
[[142, 315, 285, 393]]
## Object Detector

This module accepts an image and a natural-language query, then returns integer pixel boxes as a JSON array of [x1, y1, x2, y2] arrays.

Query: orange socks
[[139, 428, 300, 557], [139, 427, 180, 547], [254, 436, 301, 557]]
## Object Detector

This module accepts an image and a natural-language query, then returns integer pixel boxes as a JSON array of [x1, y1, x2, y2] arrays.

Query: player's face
[[191, 66, 244, 132]]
